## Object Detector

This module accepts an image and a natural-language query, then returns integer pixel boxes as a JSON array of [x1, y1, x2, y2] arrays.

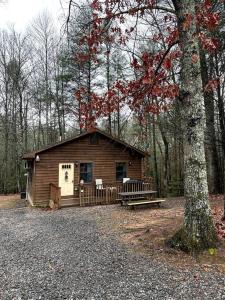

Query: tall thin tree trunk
[[200, 50, 220, 193], [214, 52, 225, 218], [106, 46, 112, 134], [87, 58, 92, 130], [158, 120, 169, 197], [152, 115, 159, 197]]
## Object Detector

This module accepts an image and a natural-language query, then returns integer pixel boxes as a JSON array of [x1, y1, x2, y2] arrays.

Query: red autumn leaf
[[163, 58, 172, 70], [183, 13, 194, 30], [204, 0, 212, 10], [204, 78, 220, 91], [192, 54, 199, 63], [143, 77, 152, 84], [91, 0, 101, 11]]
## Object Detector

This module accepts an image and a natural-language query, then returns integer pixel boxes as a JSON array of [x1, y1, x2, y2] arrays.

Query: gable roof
[[23, 128, 148, 160]]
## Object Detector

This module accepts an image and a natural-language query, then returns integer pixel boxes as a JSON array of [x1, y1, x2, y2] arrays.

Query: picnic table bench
[[118, 190, 165, 208]]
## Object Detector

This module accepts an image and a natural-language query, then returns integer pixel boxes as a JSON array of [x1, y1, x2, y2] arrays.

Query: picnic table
[[118, 190, 165, 207]]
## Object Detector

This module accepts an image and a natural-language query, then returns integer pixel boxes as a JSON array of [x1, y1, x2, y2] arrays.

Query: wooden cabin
[[23, 128, 150, 208]]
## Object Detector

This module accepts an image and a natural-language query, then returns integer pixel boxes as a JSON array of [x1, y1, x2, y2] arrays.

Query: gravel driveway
[[0, 206, 225, 300]]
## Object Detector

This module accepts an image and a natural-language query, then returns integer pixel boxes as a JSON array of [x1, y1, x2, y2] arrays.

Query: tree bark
[[106, 45, 112, 135], [158, 119, 169, 197], [200, 50, 220, 193], [169, 0, 217, 253], [152, 115, 160, 197], [214, 52, 225, 219]]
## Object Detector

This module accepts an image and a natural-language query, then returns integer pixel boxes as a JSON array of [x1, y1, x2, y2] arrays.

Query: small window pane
[[90, 133, 99, 145], [116, 162, 127, 182], [80, 163, 93, 183], [86, 172, 92, 182], [80, 164, 86, 172]]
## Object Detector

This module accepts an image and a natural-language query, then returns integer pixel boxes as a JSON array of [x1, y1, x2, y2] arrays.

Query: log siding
[[27, 132, 145, 207]]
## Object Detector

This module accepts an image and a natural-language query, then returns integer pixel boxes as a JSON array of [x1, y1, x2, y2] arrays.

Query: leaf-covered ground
[[0, 194, 25, 209], [98, 196, 225, 273], [211, 195, 225, 240]]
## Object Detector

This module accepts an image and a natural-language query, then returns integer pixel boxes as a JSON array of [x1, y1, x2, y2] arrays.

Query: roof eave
[[23, 128, 149, 158]]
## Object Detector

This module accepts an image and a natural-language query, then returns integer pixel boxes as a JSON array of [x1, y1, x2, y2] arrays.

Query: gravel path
[[0, 206, 225, 300]]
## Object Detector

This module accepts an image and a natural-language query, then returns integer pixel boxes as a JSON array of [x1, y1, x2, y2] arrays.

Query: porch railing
[[79, 183, 122, 206], [49, 183, 61, 209], [50, 178, 155, 208], [79, 178, 154, 207]]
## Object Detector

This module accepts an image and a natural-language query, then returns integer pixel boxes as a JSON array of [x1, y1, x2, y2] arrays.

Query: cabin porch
[[49, 179, 155, 208]]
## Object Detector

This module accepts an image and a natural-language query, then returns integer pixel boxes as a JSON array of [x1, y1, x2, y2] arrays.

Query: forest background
[[0, 0, 224, 199]]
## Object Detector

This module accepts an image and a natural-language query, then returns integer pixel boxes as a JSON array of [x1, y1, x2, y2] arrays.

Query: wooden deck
[[50, 179, 155, 208]]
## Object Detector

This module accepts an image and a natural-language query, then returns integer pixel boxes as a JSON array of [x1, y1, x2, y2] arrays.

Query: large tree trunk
[[200, 51, 220, 193], [169, 0, 217, 253]]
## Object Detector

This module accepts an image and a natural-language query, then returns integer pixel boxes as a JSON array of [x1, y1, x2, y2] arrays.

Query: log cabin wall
[[33, 133, 143, 206]]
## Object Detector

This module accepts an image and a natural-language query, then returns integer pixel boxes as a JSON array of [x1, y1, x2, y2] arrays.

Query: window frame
[[115, 162, 127, 182], [79, 162, 93, 183], [89, 133, 99, 145]]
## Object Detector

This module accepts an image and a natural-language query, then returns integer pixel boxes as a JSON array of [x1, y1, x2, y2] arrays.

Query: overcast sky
[[0, 0, 65, 30]]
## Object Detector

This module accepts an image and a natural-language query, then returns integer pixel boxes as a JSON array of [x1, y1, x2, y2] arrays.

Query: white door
[[58, 163, 74, 196]]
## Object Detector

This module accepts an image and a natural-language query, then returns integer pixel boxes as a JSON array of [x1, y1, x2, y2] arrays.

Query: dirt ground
[[0, 194, 25, 209], [101, 196, 225, 273]]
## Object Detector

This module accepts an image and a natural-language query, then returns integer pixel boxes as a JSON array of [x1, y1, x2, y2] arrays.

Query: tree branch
[[66, 0, 73, 34], [155, 40, 179, 75], [111, 5, 175, 18], [171, 0, 179, 12]]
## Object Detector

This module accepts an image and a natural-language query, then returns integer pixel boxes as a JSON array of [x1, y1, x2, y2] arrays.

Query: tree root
[[166, 226, 218, 255]]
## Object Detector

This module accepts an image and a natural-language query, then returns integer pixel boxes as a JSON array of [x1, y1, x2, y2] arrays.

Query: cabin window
[[116, 162, 127, 182], [80, 163, 93, 183], [25, 161, 32, 170], [89, 133, 99, 145]]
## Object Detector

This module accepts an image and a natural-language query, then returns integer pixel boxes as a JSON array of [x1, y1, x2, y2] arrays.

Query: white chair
[[95, 179, 104, 189], [123, 178, 130, 184], [95, 179, 106, 198]]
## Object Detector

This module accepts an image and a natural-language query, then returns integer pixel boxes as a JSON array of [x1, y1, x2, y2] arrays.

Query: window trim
[[79, 162, 94, 184], [115, 161, 128, 182], [89, 133, 99, 145]]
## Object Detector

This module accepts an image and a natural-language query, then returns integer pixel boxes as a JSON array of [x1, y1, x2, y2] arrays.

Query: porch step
[[60, 197, 80, 207]]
